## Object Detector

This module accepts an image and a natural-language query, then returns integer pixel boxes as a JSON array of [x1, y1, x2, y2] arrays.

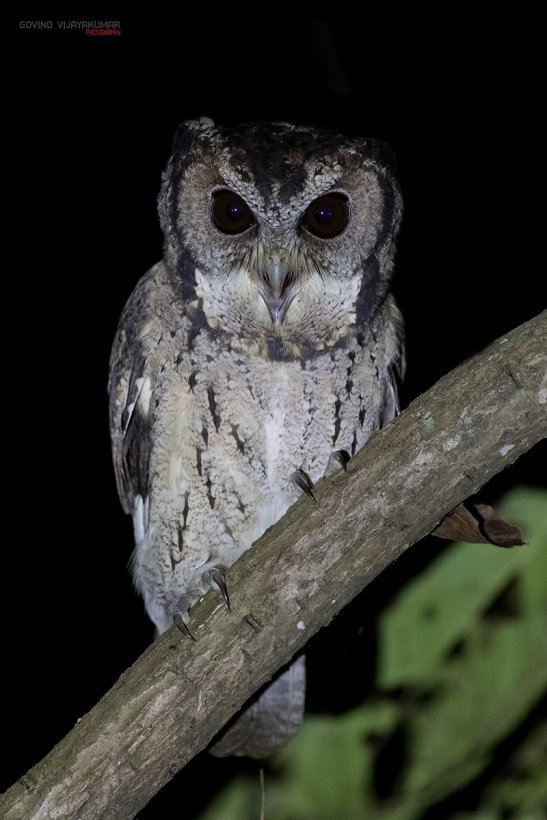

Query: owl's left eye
[[211, 189, 255, 234], [302, 192, 350, 238]]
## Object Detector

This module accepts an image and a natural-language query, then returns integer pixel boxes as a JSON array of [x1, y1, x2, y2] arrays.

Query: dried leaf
[[433, 503, 488, 543], [433, 502, 524, 548], [474, 503, 525, 548]]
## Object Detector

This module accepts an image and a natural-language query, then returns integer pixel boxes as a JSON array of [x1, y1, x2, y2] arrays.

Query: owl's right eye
[[210, 189, 255, 234]]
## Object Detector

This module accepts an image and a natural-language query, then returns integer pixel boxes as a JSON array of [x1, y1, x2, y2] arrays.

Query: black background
[[6, 7, 545, 817]]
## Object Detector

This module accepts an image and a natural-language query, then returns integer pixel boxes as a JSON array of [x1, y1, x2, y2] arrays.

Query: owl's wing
[[108, 268, 159, 516], [109, 351, 152, 515], [381, 295, 406, 426]]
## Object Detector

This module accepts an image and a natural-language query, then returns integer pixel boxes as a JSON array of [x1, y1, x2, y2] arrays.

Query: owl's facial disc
[[255, 192, 350, 327], [258, 255, 298, 328]]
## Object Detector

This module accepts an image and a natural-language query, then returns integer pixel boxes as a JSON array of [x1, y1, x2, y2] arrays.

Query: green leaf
[[378, 487, 547, 688], [199, 774, 264, 820], [266, 702, 398, 819], [378, 487, 547, 811]]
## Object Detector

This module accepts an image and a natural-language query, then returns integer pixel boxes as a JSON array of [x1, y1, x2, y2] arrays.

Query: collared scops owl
[[108, 117, 405, 758]]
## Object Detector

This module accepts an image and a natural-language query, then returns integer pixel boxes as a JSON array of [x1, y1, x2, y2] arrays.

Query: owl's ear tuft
[[159, 117, 217, 240], [172, 117, 216, 153], [365, 138, 399, 174]]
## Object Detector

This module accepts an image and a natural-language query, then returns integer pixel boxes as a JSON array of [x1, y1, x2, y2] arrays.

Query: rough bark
[[2, 311, 545, 820]]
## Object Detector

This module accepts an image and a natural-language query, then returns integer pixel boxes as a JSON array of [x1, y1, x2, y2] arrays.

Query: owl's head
[[158, 117, 402, 359]]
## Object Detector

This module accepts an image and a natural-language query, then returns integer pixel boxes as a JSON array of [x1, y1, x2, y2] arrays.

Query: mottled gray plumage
[[108, 117, 405, 757]]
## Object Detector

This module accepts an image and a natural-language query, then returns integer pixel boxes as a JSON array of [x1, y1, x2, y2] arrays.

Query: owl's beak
[[261, 256, 297, 327]]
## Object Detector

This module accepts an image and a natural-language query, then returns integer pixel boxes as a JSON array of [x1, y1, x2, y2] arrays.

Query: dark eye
[[210, 189, 254, 234], [302, 192, 350, 238]]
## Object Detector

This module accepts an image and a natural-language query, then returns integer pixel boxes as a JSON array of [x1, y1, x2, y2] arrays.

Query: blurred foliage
[[200, 487, 547, 819]]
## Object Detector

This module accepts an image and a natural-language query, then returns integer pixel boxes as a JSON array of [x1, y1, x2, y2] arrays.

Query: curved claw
[[291, 470, 316, 502], [332, 449, 350, 471], [173, 608, 196, 641], [208, 567, 231, 612]]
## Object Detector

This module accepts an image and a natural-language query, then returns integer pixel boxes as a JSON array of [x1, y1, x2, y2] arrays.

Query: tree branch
[[2, 312, 545, 820]]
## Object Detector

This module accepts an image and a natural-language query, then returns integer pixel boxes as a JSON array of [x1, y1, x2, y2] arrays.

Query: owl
[[108, 117, 405, 758]]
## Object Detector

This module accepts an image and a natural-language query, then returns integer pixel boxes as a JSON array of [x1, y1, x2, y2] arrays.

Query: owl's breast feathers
[[109, 260, 404, 623]]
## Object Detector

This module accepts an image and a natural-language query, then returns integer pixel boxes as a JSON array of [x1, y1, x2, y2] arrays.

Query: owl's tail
[[208, 655, 306, 759]]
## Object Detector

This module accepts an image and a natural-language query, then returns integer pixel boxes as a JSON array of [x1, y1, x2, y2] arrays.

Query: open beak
[[260, 256, 298, 328]]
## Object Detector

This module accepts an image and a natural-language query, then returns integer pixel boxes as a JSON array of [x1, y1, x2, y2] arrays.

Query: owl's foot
[[323, 449, 351, 477], [291, 469, 316, 501], [173, 563, 230, 640], [173, 608, 196, 641], [202, 565, 230, 612], [331, 449, 350, 471]]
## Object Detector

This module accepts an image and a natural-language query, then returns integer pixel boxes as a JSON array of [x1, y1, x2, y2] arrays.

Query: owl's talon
[[323, 449, 351, 477], [332, 449, 350, 471], [205, 566, 231, 612], [173, 609, 196, 641], [291, 470, 316, 502]]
